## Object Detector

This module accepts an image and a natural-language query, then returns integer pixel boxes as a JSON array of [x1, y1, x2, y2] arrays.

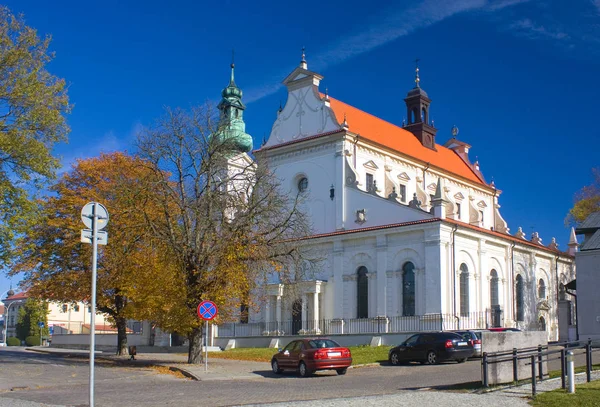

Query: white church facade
[[218, 54, 577, 342]]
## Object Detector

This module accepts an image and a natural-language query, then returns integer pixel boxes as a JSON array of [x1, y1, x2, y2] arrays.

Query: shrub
[[6, 337, 20, 346], [25, 335, 42, 346]]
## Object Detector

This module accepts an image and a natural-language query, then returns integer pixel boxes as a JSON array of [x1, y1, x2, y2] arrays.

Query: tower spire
[[230, 49, 236, 85], [300, 46, 307, 69], [415, 58, 420, 88]]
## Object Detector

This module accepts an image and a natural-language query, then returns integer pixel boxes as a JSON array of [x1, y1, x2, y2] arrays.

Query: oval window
[[298, 177, 308, 192]]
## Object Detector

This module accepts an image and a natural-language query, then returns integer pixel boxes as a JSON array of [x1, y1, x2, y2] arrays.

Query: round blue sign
[[197, 300, 218, 321]]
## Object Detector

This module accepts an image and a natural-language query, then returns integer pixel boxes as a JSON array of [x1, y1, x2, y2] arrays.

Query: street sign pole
[[89, 202, 98, 407], [81, 201, 109, 407], [197, 300, 218, 373]]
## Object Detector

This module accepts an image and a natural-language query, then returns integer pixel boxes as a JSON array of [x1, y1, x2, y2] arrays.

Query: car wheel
[[298, 361, 312, 377], [271, 359, 282, 374], [457, 358, 468, 364], [336, 368, 348, 375], [426, 351, 438, 365], [390, 352, 401, 366]]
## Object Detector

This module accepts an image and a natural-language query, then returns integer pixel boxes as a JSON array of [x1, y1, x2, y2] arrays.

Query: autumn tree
[[16, 298, 49, 340], [567, 167, 600, 225], [0, 7, 70, 265], [137, 105, 312, 364], [10, 152, 176, 355]]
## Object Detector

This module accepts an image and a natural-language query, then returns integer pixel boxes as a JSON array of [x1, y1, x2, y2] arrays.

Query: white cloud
[[58, 121, 143, 174], [244, 0, 530, 103], [510, 18, 570, 41]]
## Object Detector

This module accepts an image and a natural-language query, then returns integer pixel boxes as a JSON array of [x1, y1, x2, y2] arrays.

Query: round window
[[298, 177, 308, 192]]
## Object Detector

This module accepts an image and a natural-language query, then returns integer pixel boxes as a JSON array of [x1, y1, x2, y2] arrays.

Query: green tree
[[11, 152, 177, 355], [567, 167, 600, 225], [16, 298, 49, 340], [0, 6, 70, 265]]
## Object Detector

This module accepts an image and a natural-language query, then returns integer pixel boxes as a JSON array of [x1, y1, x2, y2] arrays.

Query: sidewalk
[[25, 346, 269, 381]]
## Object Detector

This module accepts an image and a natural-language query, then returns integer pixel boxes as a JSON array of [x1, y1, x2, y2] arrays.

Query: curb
[[166, 366, 200, 381]]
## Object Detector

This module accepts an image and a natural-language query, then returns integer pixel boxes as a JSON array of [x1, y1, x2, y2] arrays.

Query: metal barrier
[[218, 311, 496, 337], [481, 338, 598, 396]]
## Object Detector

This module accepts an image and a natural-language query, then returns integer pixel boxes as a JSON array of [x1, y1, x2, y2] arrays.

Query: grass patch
[[530, 379, 600, 406], [208, 345, 393, 366], [548, 364, 600, 379]]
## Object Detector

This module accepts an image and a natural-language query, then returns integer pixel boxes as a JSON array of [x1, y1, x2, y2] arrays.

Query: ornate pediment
[[477, 200, 488, 208], [397, 172, 411, 182], [427, 183, 437, 191], [363, 160, 379, 170], [454, 192, 465, 200]]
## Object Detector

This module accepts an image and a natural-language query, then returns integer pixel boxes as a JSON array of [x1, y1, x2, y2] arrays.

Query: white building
[[2, 290, 110, 342], [219, 54, 576, 342]]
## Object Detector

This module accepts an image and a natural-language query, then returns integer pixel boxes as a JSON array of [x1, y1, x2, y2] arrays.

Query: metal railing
[[217, 311, 497, 337], [481, 338, 598, 396]]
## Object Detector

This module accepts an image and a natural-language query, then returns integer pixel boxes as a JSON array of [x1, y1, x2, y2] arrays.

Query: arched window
[[538, 279, 546, 300], [539, 316, 546, 331], [411, 108, 418, 124], [516, 275, 525, 321], [421, 107, 427, 123], [62, 304, 68, 313], [490, 269, 499, 308], [402, 262, 416, 316], [460, 263, 469, 317], [357, 266, 369, 319]]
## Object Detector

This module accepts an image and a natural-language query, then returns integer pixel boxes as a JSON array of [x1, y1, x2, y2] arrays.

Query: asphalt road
[[0, 347, 592, 407]]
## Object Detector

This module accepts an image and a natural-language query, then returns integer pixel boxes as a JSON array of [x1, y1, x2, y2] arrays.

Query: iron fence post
[[538, 344, 543, 380], [561, 348, 566, 389], [513, 348, 518, 382], [531, 355, 536, 397], [482, 352, 489, 387]]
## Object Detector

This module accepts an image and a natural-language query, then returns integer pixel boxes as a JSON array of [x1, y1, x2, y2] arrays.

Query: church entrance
[[292, 300, 302, 335]]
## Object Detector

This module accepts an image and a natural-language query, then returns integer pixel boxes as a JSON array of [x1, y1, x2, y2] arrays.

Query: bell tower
[[403, 60, 437, 151]]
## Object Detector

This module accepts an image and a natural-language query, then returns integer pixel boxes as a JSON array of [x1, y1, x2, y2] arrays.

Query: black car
[[388, 332, 474, 365]]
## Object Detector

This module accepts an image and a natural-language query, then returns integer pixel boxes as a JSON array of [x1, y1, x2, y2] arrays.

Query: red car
[[271, 338, 352, 377]]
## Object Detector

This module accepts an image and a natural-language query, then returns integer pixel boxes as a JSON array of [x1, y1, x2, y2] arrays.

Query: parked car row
[[270, 328, 522, 377]]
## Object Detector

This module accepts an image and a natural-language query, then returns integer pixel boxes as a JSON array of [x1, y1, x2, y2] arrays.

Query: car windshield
[[308, 339, 340, 349], [458, 332, 472, 340]]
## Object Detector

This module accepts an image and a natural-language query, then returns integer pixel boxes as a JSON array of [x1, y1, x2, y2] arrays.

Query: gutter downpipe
[[554, 255, 560, 341], [451, 224, 459, 329], [510, 242, 516, 326], [423, 162, 431, 192]]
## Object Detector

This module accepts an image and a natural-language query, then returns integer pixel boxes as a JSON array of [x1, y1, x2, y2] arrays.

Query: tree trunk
[[115, 316, 128, 356], [187, 325, 203, 364]]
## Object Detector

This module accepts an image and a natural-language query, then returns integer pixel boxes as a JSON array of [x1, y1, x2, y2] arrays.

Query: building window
[[490, 269, 499, 308], [539, 316, 546, 331], [399, 184, 407, 203], [88, 306, 92, 313], [366, 173, 374, 192], [516, 274, 525, 321], [402, 262, 416, 316], [479, 210, 484, 225], [538, 279, 546, 300], [459, 263, 469, 317], [297, 177, 308, 193], [357, 266, 369, 319], [456, 203, 461, 220], [559, 284, 566, 301], [74, 305, 80, 312], [62, 304, 68, 313], [240, 304, 249, 324]]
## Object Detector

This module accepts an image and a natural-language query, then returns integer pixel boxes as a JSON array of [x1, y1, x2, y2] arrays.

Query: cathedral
[[217, 53, 577, 342]]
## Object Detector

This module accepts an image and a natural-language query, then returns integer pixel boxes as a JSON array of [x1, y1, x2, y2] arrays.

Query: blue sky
[[2, 0, 599, 296]]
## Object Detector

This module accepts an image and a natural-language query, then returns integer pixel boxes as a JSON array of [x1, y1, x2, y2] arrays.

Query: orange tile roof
[[326, 96, 486, 186]]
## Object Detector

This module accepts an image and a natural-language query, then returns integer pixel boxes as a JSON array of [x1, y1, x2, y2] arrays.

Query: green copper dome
[[214, 63, 253, 153]]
